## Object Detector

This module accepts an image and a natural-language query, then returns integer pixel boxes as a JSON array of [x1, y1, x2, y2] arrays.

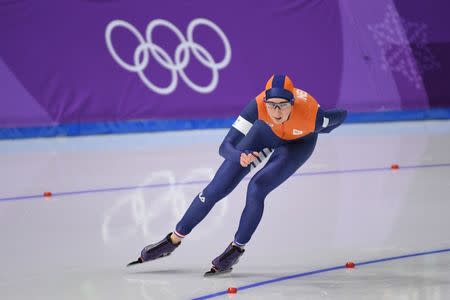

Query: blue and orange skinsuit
[[175, 75, 347, 246]]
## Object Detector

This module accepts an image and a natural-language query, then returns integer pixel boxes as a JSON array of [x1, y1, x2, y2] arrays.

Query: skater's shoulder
[[239, 98, 258, 121]]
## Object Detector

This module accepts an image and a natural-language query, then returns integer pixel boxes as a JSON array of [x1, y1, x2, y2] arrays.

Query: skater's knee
[[247, 177, 270, 201], [202, 185, 232, 203]]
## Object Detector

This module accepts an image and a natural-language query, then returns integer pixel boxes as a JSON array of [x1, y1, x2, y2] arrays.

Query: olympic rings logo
[[101, 169, 229, 243], [105, 18, 232, 95]]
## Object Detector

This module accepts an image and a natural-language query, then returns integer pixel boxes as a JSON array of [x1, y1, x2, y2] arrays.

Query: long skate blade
[[204, 267, 232, 277], [126, 252, 173, 267], [126, 258, 143, 267]]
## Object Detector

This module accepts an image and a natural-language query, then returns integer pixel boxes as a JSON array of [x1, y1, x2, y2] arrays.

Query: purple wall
[[0, 0, 449, 129]]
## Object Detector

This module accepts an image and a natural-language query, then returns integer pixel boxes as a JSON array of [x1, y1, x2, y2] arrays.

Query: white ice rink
[[1, 120, 449, 299]]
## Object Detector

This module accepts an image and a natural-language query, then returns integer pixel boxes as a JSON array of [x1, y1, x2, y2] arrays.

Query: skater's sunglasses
[[264, 100, 292, 110]]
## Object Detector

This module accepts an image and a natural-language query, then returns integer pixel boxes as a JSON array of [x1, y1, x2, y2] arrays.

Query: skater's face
[[265, 98, 292, 124]]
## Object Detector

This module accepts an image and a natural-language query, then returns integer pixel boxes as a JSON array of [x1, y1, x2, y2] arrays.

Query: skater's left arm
[[315, 108, 348, 133]]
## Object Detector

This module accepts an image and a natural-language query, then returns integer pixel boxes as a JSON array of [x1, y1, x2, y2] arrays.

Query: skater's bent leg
[[234, 134, 318, 245], [175, 160, 249, 236]]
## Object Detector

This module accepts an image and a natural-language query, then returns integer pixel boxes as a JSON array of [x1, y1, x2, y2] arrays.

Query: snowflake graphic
[[368, 4, 440, 89]]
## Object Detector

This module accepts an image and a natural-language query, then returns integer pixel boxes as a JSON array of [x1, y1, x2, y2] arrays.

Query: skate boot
[[127, 232, 181, 266], [204, 243, 245, 276]]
